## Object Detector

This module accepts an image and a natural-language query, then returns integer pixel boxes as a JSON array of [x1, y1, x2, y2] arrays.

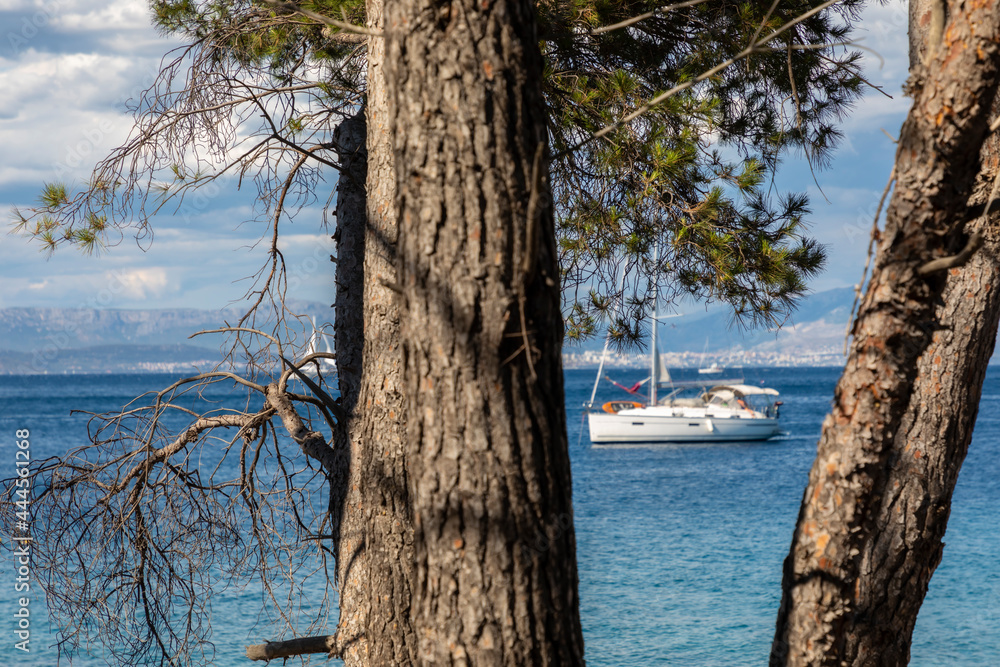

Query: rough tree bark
[[808, 1, 1000, 662], [771, 1, 1000, 664], [383, 0, 586, 661], [331, 3, 416, 661], [331, 105, 369, 660]]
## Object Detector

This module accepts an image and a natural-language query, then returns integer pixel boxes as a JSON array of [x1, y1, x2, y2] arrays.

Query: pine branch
[[559, 0, 846, 157], [258, 0, 380, 36], [590, 0, 714, 36]]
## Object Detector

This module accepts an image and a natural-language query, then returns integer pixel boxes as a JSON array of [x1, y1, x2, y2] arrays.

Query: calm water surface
[[0, 367, 998, 664]]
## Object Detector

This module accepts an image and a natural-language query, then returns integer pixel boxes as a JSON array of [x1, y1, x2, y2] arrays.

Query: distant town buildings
[[561, 346, 846, 369]]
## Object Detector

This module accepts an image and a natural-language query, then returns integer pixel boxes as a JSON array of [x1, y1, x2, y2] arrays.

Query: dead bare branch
[[917, 231, 985, 276], [245, 634, 335, 660]]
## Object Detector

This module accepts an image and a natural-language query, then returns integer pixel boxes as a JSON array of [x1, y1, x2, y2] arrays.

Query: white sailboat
[[698, 338, 724, 374], [586, 282, 781, 444], [304, 317, 336, 375]]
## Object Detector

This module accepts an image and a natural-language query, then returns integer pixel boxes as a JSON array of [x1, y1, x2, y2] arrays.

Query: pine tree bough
[[257, 0, 381, 37], [772, 0, 1000, 663], [265, 382, 337, 474], [281, 356, 348, 422]]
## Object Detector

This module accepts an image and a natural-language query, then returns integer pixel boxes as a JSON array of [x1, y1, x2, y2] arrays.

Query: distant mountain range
[[0, 289, 856, 374], [0, 300, 333, 374], [562, 286, 855, 366], [640, 286, 855, 354]]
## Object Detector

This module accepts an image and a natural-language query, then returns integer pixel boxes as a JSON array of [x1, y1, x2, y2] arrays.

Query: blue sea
[[1, 367, 999, 665]]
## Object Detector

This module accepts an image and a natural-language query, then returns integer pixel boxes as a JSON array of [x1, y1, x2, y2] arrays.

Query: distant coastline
[[0, 290, 917, 373], [561, 348, 847, 369], [0, 344, 222, 376], [0, 344, 848, 375]]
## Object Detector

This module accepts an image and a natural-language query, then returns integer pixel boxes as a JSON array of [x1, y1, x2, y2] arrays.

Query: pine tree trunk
[[331, 10, 416, 661], [824, 3, 1000, 663], [383, 0, 586, 662], [834, 195, 1000, 666], [771, 1, 1000, 664], [331, 106, 369, 662]]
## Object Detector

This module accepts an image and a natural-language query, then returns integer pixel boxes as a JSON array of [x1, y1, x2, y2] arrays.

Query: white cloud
[[768, 0, 912, 292], [0, 0, 103, 11], [2, 0, 169, 60], [105, 266, 169, 299], [51, 0, 152, 33], [0, 0, 178, 190], [0, 268, 170, 309], [0, 210, 335, 309], [278, 232, 333, 251], [0, 51, 158, 186], [838, 0, 912, 136]]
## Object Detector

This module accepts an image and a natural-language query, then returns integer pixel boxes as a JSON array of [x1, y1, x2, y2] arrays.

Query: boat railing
[[656, 376, 745, 390]]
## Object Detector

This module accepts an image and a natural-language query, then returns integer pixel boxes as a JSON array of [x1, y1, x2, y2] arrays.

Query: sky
[[0, 0, 912, 313]]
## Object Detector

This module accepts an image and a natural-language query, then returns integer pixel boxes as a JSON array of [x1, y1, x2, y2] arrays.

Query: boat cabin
[[703, 384, 781, 418]]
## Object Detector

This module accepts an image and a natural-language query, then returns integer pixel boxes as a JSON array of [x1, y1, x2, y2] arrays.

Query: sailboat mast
[[588, 332, 612, 409], [650, 250, 659, 407]]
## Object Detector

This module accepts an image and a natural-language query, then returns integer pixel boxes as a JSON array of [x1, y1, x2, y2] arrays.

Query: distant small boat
[[698, 338, 723, 374]]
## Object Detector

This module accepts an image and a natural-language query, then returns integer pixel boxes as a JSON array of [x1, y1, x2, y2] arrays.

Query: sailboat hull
[[588, 410, 780, 443]]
